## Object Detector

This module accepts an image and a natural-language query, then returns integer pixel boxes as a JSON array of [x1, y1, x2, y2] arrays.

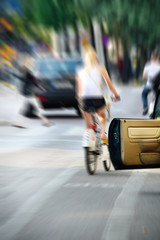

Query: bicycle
[[83, 111, 111, 175]]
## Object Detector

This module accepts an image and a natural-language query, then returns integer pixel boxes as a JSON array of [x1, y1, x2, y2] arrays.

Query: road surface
[[0, 83, 159, 240]]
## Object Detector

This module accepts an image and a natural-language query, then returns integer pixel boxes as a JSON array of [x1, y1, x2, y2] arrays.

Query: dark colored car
[[31, 57, 83, 116], [108, 87, 160, 170]]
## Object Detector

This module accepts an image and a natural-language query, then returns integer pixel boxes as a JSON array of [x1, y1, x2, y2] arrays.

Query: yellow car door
[[109, 90, 160, 170], [109, 118, 160, 170]]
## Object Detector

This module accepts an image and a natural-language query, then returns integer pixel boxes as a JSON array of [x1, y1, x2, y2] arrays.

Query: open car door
[[108, 90, 160, 170]]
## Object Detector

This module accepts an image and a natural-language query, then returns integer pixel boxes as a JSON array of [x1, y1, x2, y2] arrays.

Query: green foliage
[[9, 0, 160, 51], [98, 0, 160, 50]]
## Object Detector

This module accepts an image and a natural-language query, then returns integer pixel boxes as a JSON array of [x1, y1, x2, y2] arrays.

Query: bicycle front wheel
[[103, 159, 111, 171], [84, 147, 97, 175]]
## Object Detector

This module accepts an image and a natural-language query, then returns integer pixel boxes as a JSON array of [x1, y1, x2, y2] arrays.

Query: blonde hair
[[81, 38, 98, 66], [84, 49, 98, 66]]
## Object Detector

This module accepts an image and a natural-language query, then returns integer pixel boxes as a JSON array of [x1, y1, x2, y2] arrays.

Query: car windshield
[[36, 58, 66, 78], [61, 59, 83, 75], [36, 58, 83, 78]]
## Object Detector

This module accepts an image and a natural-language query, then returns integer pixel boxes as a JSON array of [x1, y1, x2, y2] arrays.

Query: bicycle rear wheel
[[84, 147, 97, 175]]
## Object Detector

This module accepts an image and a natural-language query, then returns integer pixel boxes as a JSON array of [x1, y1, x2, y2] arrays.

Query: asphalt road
[[0, 83, 160, 240]]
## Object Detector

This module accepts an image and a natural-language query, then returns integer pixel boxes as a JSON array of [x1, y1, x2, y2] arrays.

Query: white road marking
[[63, 183, 121, 189], [102, 171, 147, 240], [0, 138, 81, 143]]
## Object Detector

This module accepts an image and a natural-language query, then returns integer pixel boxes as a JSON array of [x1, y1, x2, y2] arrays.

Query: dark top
[[12, 70, 41, 97]]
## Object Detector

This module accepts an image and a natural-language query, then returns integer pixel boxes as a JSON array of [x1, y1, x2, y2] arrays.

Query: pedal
[[102, 137, 108, 145], [95, 150, 100, 155]]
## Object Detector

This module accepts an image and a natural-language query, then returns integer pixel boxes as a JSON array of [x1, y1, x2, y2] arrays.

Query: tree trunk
[[115, 38, 123, 82], [115, 37, 119, 62], [63, 24, 70, 54], [100, 22, 111, 77], [73, 20, 80, 54], [122, 40, 132, 84], [89, 18, 96, 50], [140, 47, 147, 74]]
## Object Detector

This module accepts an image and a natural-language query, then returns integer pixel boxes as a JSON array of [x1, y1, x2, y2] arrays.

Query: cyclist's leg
[[81, 109, 95, 148], [96, 106, 107, 139], [80, 109, 93, 129]]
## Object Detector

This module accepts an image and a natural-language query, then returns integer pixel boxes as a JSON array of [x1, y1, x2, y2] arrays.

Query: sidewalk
[[0, 83, 15, 126], [0, 83, 40, 128]]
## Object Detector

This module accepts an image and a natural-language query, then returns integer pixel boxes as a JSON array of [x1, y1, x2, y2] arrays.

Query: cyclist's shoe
[[83, 129, 91, 147], [83, 129, 96, 149]]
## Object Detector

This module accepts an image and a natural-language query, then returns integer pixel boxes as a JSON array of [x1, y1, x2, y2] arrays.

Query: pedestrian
[[9, 65, 51, 127], [76, 43, 120, 144], [142, 48, 160, 115]]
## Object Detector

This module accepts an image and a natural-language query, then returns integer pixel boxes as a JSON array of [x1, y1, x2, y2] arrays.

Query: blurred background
[[0, 0, 160, 85], [0, 2, 160, 240]]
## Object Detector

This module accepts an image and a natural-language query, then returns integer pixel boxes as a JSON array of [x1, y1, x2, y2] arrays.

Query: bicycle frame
[[83, 111, 111, 174], [91, 113, 102, 153]]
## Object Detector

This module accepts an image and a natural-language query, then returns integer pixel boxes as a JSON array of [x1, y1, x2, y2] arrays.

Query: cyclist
[[76, 45, 120, 144]]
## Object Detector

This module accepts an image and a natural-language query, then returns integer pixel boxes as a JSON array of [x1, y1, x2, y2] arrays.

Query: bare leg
[[81, 110, 95, 147], [96, 107, 107, 138], [81, 110, 93, 129]]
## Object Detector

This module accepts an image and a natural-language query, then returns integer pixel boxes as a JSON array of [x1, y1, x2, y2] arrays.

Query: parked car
[[26, 57, 83, 117], [108, 86, 160, 170]]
